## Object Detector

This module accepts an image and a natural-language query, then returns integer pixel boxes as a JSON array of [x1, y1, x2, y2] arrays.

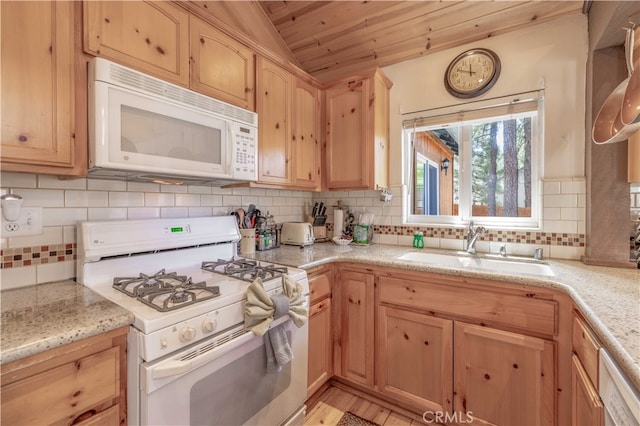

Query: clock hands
[[456, 64, 477, 76]]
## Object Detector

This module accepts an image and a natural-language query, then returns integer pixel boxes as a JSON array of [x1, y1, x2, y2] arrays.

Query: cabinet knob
[[18, 135, 28, 142]]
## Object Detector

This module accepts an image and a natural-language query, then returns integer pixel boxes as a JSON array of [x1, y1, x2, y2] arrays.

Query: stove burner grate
[[113, 269, 220, 312], [201, 257, 288, 283]]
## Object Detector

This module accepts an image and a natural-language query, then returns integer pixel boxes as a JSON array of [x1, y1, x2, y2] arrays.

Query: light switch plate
[[1, 207, 43, 237]]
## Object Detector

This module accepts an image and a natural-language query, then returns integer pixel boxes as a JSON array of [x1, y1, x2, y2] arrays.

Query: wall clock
[[444, 48, 501, 98]]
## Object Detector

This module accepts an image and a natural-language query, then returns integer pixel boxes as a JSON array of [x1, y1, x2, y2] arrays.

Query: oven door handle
[[152, 359, 193, 379], [147, 318, 289, 381]]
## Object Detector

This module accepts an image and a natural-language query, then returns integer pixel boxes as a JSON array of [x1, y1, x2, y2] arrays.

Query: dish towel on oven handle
[[244, 274, 307, 371]]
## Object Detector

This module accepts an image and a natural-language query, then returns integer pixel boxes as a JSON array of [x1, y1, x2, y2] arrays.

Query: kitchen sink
[[397, 251, 555, 276]]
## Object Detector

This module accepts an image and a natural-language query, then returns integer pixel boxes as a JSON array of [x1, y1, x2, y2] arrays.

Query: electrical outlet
[[1, 207, 43, 237]]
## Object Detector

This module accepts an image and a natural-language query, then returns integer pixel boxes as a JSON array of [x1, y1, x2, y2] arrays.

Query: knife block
[[313, 225, 327, 242]]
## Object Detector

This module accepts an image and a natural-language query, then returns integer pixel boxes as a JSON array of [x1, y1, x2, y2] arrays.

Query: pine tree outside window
[[403, 93, 542, 228]]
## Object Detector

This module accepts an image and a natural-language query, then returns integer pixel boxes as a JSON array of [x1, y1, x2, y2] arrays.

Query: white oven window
[[121, 105, 222, 164], [190, 331, 292, 425], [141, 320, 308, 426]]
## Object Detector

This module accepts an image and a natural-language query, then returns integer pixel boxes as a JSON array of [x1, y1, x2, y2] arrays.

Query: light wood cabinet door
[[189, 15, 255, 110], [336, 270, 375, 387], [454, 322, 555, 426], [1, 1, 78, 173], [292, 78, 321, 190], [307, 267, 333, 398], [84, 0, 189, 86], [377, 305, 453, 413], [571, 355, 604, 426], [308, 298, 333, 398], [1, 327, 127, 426], [256, 57, 292, 185], [325, 78, 369, 190], [324, 69, 391, 190]]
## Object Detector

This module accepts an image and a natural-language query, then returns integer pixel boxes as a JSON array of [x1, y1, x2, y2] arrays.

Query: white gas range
[[76, 216, 309, 426]]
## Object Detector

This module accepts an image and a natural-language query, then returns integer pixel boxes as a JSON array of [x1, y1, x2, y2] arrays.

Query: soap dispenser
[[413, 231, 424, 249]]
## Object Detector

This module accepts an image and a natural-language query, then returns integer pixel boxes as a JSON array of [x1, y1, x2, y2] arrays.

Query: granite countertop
[[249, 242, 640, 390], [1, 242, 637, 392], [0, 280, 133, 365]]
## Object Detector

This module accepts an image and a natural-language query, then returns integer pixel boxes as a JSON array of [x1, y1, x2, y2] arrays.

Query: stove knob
[[202, 319, 217, 333], [179, 326, 196, 342]]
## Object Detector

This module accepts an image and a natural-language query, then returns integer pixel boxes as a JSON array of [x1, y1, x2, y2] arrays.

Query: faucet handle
[[534, 248, 543, 260]]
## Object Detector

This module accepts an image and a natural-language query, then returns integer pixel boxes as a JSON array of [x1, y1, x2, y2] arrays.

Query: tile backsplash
[[1, 172, 586, 289]]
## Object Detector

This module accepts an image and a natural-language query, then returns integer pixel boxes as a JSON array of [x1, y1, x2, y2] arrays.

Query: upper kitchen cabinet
[[292, 79, 321, 190], [324, 69, 392, 191], [251, 56, 322, 190], [256, 56, 292, 186], [83, 1, 189, 86], [1, 1, 84, 176], [189, 16, 255, 111]]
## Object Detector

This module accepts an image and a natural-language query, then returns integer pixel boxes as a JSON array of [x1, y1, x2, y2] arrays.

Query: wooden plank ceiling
[[257, 1, 585, 82]]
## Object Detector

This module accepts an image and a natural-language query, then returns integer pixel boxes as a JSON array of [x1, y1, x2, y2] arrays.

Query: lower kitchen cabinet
[[571, 313, 604, 426], [334, 268, 375, 387], [307, 266, 333, 398], [572, 354, 604, 426], [377, 305, 453, 413], [327, 265, 571, 425], [0, 327, 128, 425], [454, 322, 555, 426]]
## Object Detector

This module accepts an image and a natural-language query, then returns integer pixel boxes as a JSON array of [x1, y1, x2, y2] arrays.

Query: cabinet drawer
[[379, 276, 558, 336], [309, 272, 331, 305], [1, 347, 120, 425], [572, 315, 600, 384], [76, 404, 120, 426]]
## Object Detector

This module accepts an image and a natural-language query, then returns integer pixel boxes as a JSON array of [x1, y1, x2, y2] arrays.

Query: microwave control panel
[[232, 123, 257, 180]]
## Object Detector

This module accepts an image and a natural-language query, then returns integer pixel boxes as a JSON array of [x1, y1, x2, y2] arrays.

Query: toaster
[[280, 222, 314, 246]]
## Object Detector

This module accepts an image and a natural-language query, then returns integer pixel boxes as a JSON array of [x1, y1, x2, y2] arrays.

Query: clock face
[[445, 49, 501, 98]]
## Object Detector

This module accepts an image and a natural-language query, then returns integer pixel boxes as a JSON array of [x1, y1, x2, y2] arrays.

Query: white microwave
[[88, 58, 257, 185]]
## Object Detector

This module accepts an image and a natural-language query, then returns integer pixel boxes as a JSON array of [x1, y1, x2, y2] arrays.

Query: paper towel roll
[[334, 209, 344, 236]]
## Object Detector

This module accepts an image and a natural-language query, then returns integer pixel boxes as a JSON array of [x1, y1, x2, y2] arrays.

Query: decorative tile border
[[1, 244, 76, 270], [327, 224, 585, 247], [0, 225, 585, 271]]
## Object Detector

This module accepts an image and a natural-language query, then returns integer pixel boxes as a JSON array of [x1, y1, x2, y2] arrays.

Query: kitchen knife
[[317, 202, 324, 217], [312, 202, 319, 217], [319, 204, 327, 217]]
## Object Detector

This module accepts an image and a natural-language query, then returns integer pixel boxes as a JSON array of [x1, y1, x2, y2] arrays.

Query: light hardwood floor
[[304, 386, 422, 426]]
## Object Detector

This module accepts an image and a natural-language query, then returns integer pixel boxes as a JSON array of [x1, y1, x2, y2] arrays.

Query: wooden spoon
[[236, 208, 245, 229]]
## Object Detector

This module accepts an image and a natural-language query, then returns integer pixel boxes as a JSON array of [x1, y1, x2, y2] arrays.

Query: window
[[415, 153, 440, 215], [403, 94, 542, 228]]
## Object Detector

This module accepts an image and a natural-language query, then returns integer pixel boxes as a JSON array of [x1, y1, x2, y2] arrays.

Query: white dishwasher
[[599, 348, 640, 425]]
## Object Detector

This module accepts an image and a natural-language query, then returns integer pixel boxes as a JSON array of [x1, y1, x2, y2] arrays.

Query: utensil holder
[[239, 228, 256, 255]]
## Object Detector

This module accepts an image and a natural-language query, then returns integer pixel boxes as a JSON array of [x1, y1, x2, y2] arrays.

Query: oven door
[[140, 317, 308, 426]]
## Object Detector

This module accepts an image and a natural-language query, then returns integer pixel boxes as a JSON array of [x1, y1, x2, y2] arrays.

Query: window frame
[[403, 92, 543, 229]]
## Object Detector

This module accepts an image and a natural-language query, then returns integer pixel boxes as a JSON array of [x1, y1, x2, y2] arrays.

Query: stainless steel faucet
[[466, 222, 486, 254]]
